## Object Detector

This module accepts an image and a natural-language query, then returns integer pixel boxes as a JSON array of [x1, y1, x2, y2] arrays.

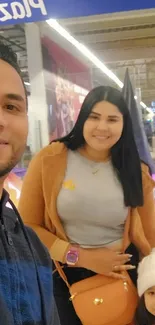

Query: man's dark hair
[[0, 41, 27, 103], [0, 41, 21, 75]]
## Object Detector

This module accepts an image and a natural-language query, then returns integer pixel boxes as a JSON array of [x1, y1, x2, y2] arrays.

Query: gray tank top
[[57, 150, 128, 248]]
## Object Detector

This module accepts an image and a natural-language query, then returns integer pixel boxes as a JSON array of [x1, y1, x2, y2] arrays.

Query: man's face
[[0, 59, 28, 177]]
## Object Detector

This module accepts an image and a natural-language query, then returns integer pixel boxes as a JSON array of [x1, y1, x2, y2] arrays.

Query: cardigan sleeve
[[137, 164, 155, 247], [18, 148, 70, 263]]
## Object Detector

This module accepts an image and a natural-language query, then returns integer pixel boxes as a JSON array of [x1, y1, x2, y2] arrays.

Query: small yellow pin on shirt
[[63, 180, 76, 190]]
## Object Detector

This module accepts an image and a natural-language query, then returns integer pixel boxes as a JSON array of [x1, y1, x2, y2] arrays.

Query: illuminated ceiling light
[[46, 19, 151, 114], [146, 107, 154, 115], [46, 19, 123, 88], [140, 102, 154, 116], [140, 101, 147, 109]]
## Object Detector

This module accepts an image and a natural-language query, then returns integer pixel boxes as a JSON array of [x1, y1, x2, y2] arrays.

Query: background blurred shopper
[[144, 118, 153, 150], [0, 42, 60, 325], [19, 86, 155, 325]]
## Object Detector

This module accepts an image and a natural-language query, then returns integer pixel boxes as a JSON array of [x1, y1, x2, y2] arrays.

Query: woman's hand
[[77, 247, 135, 279]]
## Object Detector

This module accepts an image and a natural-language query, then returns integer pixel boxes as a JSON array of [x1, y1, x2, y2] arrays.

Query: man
[[0, 42, 60, 325]]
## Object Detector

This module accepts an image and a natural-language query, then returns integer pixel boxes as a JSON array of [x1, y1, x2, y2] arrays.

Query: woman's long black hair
[[54, 86, 143, 208], [135, 296, 155, 325]]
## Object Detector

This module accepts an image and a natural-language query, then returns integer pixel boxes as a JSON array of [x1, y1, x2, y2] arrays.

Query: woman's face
[[144, 286, 155, 316], [83, 101, 123, 152]]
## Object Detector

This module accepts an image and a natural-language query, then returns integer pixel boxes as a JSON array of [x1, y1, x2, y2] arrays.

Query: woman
[[19, 86, 155, 325]]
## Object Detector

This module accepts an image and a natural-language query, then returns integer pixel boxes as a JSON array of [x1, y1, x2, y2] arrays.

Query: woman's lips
[[94, 136, 109, 140]]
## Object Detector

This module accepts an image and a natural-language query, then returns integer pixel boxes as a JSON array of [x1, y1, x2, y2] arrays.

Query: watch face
[[67, 251, 78, 264]]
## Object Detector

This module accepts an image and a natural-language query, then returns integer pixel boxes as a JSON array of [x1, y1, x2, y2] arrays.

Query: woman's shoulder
[[35, 142, 67, 159], [29, 142, 67, 169], [141, 162, 149, 175], [141, 163, 155, 192]]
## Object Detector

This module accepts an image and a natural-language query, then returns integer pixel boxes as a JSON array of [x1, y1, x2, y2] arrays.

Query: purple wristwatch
[[66, 247, 79, 266]]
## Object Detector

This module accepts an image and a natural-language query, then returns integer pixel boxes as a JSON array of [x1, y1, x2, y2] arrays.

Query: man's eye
[[6, 104, 16, 111]]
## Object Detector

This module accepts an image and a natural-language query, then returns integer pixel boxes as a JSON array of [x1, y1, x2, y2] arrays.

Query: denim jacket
[[0, 190, 60, 325]]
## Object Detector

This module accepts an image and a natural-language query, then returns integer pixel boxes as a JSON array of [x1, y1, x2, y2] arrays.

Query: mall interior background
[[1, 8, 155, 203]]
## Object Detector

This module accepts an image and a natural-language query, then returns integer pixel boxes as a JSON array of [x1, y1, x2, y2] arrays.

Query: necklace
[[92, 168, 100, 175], [91, 158, 110, 175], [77, 149, 110, 175], [91, 162, 103, 175]]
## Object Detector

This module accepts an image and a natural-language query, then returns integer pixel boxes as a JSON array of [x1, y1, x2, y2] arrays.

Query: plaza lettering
[[0, 0, 47, 22]]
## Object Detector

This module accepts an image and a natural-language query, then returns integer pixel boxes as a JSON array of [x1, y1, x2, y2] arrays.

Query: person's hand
[[77, 247, 135, 279]]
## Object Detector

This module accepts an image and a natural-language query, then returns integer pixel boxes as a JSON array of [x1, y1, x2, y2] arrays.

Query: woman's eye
[[149, 291, 155, 296], [89, 115, 98, 120], [108, 119, 117, 123]]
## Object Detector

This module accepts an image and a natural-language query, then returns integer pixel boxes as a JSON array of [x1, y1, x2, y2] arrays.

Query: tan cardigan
[[18, 142, 154, 262]]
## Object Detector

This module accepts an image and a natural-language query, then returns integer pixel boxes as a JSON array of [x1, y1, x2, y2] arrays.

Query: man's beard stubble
[[0, 149, 25, 178]]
